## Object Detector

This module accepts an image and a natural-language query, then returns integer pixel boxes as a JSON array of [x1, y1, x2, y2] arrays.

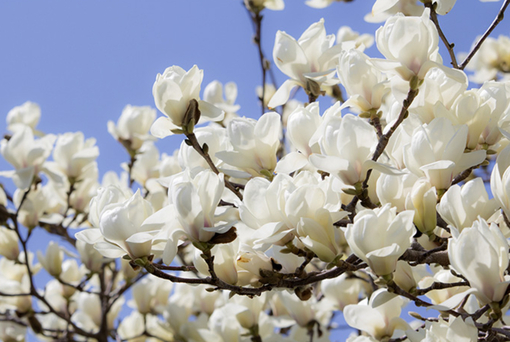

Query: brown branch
[[424, 1, 459, 69], [185, 132, 243, 200], [414, 281, 469, 296], [144, 254, 364, 297], [459, 0, 510, 70]]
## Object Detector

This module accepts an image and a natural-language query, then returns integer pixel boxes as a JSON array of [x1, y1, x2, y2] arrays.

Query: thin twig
[[425, 1, 459, 69], [459, 0, 510, 70], [185, 132, 243, 200]]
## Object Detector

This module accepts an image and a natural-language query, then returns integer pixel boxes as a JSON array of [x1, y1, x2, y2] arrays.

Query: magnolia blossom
[[407, 316, 478, 342], [0, 226, 19, 261], [492, 145, 510, 218], [366, 0, 456, 23], [405, 179, 437, 236], [275, 102, 336, 174], [344, 204, 415, 276], [365, 0, 423, 23], [310, 114, 380, 187], [337, 49, 388, 112], [76, 190, 159, 260], [269, 19, 342, 108], [403, 118, 486, 190], [203, 80, 240, 122], [148, 169, 236, 265], [6, 101, 41, 134], [107, 105, 156, 151], [344, 289, 409, 340], [37, 241, 63, 277], [374, 9, 445, 81], [216, 112, 281, 178], [44, 131, 99, 183], [437, 178, 497, 232], [448, 218, 510, 304], [321, 273, 370, 310], [479, 81, 510, 148], [151, 65, 224, 138], [336, 26, 374, 50], [465, 35, 510, 83], [0, 126, 56, 190]]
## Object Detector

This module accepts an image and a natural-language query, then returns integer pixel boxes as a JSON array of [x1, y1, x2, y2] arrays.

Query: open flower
[[76, 190, 159, 260], [344, 289, 409, 340], [448, 218, 510, 304], [403, 118, 486, 190], [6, 101, 41, 134], [0, 126, 56, 190], [344, 204, 415, 276], [216, 112, 281, 178], [269, 19, 342, 107], [374, 9, 457, 81]]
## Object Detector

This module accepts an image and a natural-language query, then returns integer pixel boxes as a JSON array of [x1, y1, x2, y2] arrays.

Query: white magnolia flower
[[407, 316, 478, 342], [321, 272, 370, 310], [419, 268, 469, 305], [269, 19, 342, 108], [72, 292, 124, 334], [438, 177, 497, 232], [492, 145, 510, 219], [37, 241, 63, 277], [374, 9, 444, 81], [178, 125, 230, 172], [276, 102, 340, 174], [216, 112, 281, 178], [403, 118, 486, 190], [479, 81, 510, 148], [337, 49, 388, 112], [6, 101, 41, 134], [309, 114, 380, 187], [126, 141, 159, 186], [131, 275, 173, 315], [0, 226, 19, 261], [107, 105, 156, 151], [203, 81, 240, 120], [151, 65, 224, 138], [448, 218, 510, 304], [366, 0, 456, 23], [365, 0, 423, 23], [437, 89, 492, 149], [147, 169, 236, 265], [465, 35, 510, 83], [336, 26, 374, 50], [0, 126, 56, 190], [45, 131, 99, 183], [344, 289, 409, 340], [76, 190, 159, 260], [405, 179, 437, 236], [344, 204, 415, 276], [305, 0, 339, 9]]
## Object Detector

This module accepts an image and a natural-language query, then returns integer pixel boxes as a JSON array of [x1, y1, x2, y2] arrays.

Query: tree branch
[[459, 0, 510, 70]]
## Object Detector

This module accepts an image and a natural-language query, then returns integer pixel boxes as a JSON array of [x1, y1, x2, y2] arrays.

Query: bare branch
[[459, 0, 510, 70]]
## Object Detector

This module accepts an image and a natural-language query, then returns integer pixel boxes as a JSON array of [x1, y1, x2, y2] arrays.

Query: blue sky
[[0, 1, 508, 340]]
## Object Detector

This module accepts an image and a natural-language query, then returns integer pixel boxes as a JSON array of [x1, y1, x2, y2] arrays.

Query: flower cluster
[[1, 0, 510, 341]]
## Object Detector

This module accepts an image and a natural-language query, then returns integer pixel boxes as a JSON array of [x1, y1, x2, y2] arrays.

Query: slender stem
[[425, 2, 459, 69], [127, 154, 137, 188], [459, 0, 510, 70], [360, 87, 419, 197], [185, 132, 243, 200]]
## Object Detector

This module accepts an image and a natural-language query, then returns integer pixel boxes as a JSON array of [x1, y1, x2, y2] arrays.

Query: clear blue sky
[[0, 1, 507, 341]]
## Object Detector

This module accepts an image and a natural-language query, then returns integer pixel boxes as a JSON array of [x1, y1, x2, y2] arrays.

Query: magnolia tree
[[2, 0, 510, 341]]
